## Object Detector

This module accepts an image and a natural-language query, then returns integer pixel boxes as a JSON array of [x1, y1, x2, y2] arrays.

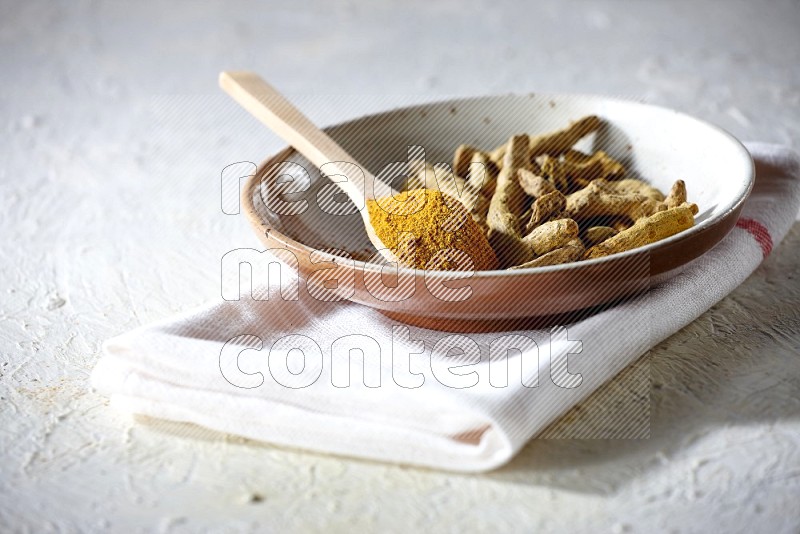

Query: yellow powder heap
[[366, 188, 499, 271]]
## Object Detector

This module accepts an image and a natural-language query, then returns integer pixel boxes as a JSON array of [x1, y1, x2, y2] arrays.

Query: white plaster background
[[2, 0, 799, 532]]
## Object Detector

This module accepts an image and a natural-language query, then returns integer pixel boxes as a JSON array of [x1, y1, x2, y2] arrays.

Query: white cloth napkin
[[92, 143, 800, 472]]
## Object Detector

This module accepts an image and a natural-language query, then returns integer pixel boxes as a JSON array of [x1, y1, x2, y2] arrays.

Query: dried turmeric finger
[[610, 218, 633, 232], [525, 190, 567, 232], [517, 168, 556, 198], [411, 163, 470, 198], [540, 155, 569, 193], [565, 179, 664, 221], [663, 179, 687, 209], [461, 158, 493, 232], [522, 218, 579, 256], [583, 203, 696, 259], [489, 142, 507, 168], [565, 237, 585, 249], [562, 149, 626, 188], [610, 178, 665, 202], [453, 144, 479, 178], [509, 240, 584, 269], [491, 115, 602, 169], [519, 206, 532, 225], [582, 226, 618, 247], [529, 115, 602, 159], [487, 134, 534, 268], [435, 165, 468, 199], [405, 162, 435, 190], [466, 151, 498, 198]]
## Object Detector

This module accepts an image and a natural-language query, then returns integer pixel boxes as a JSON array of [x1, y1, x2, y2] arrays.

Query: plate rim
[[240, 92, 755, 280]]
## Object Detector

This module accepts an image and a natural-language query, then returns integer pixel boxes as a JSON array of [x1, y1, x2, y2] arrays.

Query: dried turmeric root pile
[[403, 116, 698, 269]]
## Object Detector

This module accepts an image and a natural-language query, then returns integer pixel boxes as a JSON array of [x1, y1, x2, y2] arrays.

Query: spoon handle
[[219, 71, 381, 204]]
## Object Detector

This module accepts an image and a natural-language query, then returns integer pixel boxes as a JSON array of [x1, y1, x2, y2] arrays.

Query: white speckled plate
[[242, 94, 753, 330]]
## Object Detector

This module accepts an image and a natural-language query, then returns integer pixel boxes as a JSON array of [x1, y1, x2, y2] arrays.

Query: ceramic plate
[[241, 94, 753, 330]]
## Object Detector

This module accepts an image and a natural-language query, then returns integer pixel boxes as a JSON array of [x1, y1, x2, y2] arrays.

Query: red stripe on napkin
[[736, 217, 773, 258]]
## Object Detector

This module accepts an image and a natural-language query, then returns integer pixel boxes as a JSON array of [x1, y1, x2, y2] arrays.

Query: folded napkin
[[92, 143, 800, 472]]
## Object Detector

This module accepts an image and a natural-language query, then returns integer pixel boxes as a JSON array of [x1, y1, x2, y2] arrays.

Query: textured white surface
[[2, 0, 799, 532]]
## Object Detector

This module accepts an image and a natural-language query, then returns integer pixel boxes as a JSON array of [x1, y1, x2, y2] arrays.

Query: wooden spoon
[[220, 71, 499, 272], [219, 71, 399, 262]]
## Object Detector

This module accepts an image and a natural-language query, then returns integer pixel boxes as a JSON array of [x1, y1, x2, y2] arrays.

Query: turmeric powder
[[367, 188, 499, 271]]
